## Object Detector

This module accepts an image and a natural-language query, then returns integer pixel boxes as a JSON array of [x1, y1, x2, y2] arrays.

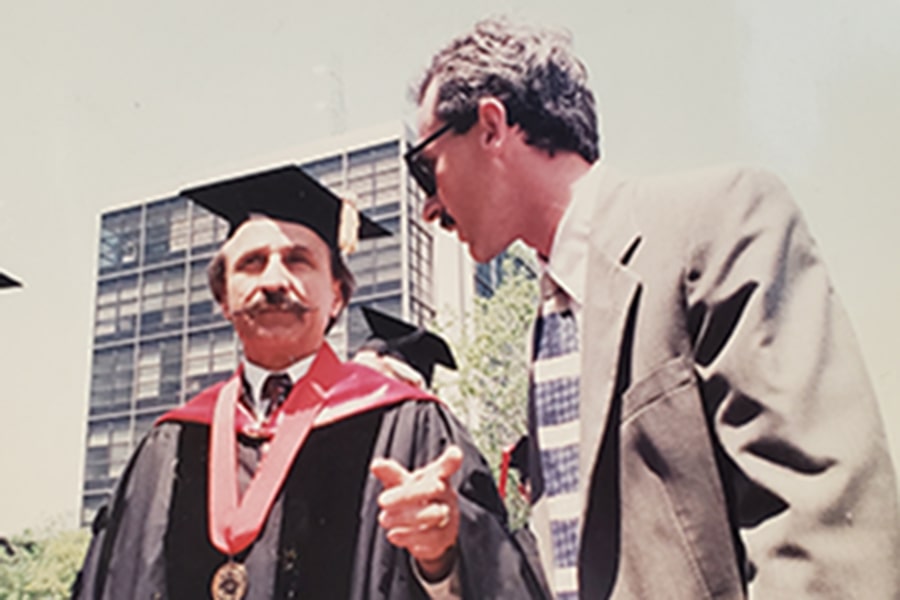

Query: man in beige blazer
[[381, 16, 900, 599]]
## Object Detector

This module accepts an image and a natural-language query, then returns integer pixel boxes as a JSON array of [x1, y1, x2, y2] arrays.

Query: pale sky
[[1, 0, 898, 534]]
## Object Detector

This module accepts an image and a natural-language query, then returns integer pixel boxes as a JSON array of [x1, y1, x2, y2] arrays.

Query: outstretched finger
[[424, 445, 464, 482], [370, 457, 411, 489]]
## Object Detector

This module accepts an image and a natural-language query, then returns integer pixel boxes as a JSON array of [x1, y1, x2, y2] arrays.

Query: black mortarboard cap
[[360, 306, 457, 387], [181, 164, 390, 249], [0, 272, 22, 289]]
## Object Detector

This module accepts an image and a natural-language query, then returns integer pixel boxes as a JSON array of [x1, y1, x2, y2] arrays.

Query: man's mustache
[[231, 289, 312, 318], [439, 209, 456, 231]]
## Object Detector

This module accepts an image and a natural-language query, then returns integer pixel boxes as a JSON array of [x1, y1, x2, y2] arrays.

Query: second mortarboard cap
[[507, 435, 530, 482], [359, 306, 457, 388], [181, 164, 390, 253], [0, 271, 22, 290]]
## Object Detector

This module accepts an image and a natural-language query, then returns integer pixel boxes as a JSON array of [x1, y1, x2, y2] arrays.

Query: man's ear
[[330, 278, 345, 320], [210, 250, 233, 321], [219, 298, 233, 321], [476, 97, 509, 150]]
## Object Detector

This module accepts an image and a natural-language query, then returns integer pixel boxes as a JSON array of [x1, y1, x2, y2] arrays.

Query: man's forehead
[[222, 216, 326, 255]]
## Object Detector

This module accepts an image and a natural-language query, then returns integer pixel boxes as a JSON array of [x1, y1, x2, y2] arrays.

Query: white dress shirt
[[539, 164, 604, 354], [241, 353, 315, 419]]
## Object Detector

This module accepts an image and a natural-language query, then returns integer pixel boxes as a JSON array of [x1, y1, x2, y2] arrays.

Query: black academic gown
[[73, 347, 549, 600]]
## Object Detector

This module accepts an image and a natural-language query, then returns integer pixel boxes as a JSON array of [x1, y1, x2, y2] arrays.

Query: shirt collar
[[544, 164, 603, 307], [242, 352, 316, 406]]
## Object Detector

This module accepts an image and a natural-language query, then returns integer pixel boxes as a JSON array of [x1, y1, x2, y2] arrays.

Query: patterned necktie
[[530, 273, 581, 600], [260, 373, 292, 418]]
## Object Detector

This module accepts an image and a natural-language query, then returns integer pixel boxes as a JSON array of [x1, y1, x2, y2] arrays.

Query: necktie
[[530, 273, 581, 600], [260, 373, 292, 418]]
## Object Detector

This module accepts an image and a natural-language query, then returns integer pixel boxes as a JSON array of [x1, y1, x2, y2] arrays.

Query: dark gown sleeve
[[71, 423, 181, 600], [352, 400, 551, 600]]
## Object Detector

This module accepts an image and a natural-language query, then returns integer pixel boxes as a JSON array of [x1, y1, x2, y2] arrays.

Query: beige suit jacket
[[530, 165, 900, 598]]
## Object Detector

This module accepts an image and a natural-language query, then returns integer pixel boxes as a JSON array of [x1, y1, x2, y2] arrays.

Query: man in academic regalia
[[72, 165, 547, 599]]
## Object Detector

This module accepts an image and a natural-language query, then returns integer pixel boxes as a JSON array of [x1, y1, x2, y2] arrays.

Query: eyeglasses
[[403, 122, 455, 197]]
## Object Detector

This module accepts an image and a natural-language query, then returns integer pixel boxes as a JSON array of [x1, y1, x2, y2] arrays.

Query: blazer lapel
[[576, 167, 642, 516]]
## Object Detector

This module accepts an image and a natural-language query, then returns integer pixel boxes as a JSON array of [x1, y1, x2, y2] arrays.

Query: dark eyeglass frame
[[403, 122, 455, 197]]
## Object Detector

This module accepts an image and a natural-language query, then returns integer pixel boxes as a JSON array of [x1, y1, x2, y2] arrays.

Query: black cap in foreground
[[0, 272, 22, 289], [181, 164, 390, 252], [507, 435, 530, 482], [359, 306, 457, 388]]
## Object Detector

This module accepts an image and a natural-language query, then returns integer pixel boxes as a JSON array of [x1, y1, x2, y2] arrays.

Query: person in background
[[356, 306, 551, 599], [352, 305, 457, 390]]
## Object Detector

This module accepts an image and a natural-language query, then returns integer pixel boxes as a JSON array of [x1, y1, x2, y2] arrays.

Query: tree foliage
[[0, 520, 90, 599], [439, 245, 538, 526]]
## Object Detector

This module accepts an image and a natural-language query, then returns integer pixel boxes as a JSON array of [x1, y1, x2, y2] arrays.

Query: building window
[[89, 345, 134, 415], [94, 275, 139, 342], [409, 221, 433, 306], [189, 205, 228, 254], [83, 416, 131, 489], [410, 297, 436, 328], [346, 294, 402, 351], [348, 141, 398, 168], [303, 156, 343, 181], [184, 327, 236, 396], [188, 258, 225, 328], [140, 265, 186, 335], [136, 335, 183, 409], [99, 207, 141, 274], [144, 197, 189, 265]]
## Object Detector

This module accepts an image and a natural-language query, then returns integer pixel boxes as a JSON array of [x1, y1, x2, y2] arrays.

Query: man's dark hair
[[207, 247, 355, 333], [416, 17, 600, 163]]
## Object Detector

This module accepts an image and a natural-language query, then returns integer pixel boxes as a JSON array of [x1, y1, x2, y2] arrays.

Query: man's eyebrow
[[284, 244, 315, 257], [283, 244, 325, 264]]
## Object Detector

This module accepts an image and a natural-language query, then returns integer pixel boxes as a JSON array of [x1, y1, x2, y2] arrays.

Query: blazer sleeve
[[682, 167, 900, 597]]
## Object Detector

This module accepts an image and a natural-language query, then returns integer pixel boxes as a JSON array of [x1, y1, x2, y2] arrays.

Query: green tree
[[439, 244, 538, 526], [0, 519, 90, 599]]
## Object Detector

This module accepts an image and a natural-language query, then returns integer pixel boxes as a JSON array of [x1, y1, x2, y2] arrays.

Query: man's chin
[[466, 240, 503, 265], [240, 325, 324, 368]]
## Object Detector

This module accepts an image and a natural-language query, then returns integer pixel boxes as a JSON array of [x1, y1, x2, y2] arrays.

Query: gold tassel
[[338, 193, 360, 255]]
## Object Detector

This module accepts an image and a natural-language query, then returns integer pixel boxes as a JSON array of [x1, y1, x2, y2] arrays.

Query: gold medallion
[[211, 560, 248, 600]]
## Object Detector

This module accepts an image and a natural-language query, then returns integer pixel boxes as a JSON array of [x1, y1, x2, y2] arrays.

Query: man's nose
[[423, 196, 456, 232], [258, 256, 291, 289]]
